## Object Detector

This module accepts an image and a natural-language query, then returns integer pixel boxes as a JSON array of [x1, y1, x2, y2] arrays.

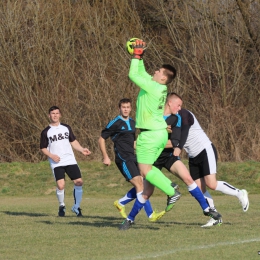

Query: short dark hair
[[49, 106, 60, 114], [118, 98, 132, 108], [166, 92, 182, 102], [162, 64, 177, 85]]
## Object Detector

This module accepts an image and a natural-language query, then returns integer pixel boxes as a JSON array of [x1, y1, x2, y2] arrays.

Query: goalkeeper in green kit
[[119, 39, 181, 230]]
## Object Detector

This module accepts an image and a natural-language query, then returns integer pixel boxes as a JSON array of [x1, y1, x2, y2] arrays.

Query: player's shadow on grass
[[37, 216, 160, 230], [2, 211, 49, 217], [40, 220, 53, 225], [160, 221, 232, 226], [67, 220, 160, 230]]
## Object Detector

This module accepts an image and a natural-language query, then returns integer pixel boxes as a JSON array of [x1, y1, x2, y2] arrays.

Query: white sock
[[203, 190, 216, 210], [56, 188, 65, 206], [215, 181, 241, 198], [73, 185, 83, 208], [187, 182, 197, 191], [137, 191, 146, 203]]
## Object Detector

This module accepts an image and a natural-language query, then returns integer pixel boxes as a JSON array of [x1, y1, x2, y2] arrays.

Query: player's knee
[[131, 176, 143, 191], [56, 179, 65, 190], [74, 179, 83, 186], [206, 183, 217, 190], [136, 180, 143, 190], [183, 176, 194, 186], [57, 184, 65, 190]]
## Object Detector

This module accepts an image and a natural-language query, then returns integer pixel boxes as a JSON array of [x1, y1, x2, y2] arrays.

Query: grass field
[[0, 161, 259, 260]]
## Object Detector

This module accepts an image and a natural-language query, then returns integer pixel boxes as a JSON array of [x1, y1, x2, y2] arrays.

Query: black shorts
[[115, 158, 140, 181], [189, 143, 218, 181], [154, 154, 180, 172], [53, 164, 82, 181]]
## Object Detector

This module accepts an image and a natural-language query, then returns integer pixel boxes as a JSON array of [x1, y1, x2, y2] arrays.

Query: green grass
[[0, 196, 259, 260], [0, 161, 259, 259]]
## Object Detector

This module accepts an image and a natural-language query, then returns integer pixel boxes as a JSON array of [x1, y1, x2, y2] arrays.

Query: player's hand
[[166, 125, 172, 133], [82, 148, 91, 156], [173, 147, 181, 157], [103, 157, 111, 166], [51, 154, 60, 163], [133, 39, 146, 59]]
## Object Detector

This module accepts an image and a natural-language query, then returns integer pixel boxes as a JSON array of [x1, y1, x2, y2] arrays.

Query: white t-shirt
[[183, 111, 212, 158], [40, 123, 77, 169]]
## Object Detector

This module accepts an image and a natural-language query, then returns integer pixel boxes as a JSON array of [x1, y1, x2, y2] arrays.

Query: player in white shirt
[[170, 94, 249, 226], [40, 106, 91, 217], [154, 93, 222, 226]]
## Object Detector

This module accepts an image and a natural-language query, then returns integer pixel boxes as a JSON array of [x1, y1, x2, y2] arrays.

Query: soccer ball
[[126, 38, 140, 55]]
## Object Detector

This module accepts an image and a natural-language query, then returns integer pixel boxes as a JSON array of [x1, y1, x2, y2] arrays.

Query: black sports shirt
[[101, 116, 136, 161]]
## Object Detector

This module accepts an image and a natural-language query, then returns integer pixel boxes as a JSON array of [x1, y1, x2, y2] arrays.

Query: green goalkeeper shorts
[[136, 129, 168, 164]]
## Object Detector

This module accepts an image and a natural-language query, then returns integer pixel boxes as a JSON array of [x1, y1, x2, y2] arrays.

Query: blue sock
[[189, 186, 209, 211], [144, 200, 153, 217], [119, 187, 136, 206], [128, 198, 145, 221]]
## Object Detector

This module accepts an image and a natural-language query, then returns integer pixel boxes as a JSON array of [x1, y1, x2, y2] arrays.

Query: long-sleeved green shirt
[[129, 59, 167, 130]]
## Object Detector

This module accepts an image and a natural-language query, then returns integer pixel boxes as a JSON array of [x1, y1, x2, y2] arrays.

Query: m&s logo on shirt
[[49, 132, 69, 143]]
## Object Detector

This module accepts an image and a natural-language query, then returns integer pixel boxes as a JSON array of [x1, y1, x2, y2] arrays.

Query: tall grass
[[0, 0, 259, 162]]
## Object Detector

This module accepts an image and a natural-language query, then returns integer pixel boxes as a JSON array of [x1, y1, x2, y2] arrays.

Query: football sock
[[215, 181, 241, 198], [136, 191, 152, 216], [145, 166, 175, 196], [56, 188, 65, 206], [144, 200, 153, 217], [73, 185, 83, 208], [119, 187, 136, 206], [203, 190, 216, 210], [127, 196, 146, 222], [188, 183, 209, 211]]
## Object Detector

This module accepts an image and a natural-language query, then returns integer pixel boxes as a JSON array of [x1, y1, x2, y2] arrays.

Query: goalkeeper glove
[[132, 39, 146, 59]]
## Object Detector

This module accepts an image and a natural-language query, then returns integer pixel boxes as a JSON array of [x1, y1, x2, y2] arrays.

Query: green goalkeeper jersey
[[129, 59, 167, 130]]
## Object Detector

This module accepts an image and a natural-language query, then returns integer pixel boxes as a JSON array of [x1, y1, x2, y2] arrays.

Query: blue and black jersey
[[157, 114, 181, 159], [101, 115, 136, 161]]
